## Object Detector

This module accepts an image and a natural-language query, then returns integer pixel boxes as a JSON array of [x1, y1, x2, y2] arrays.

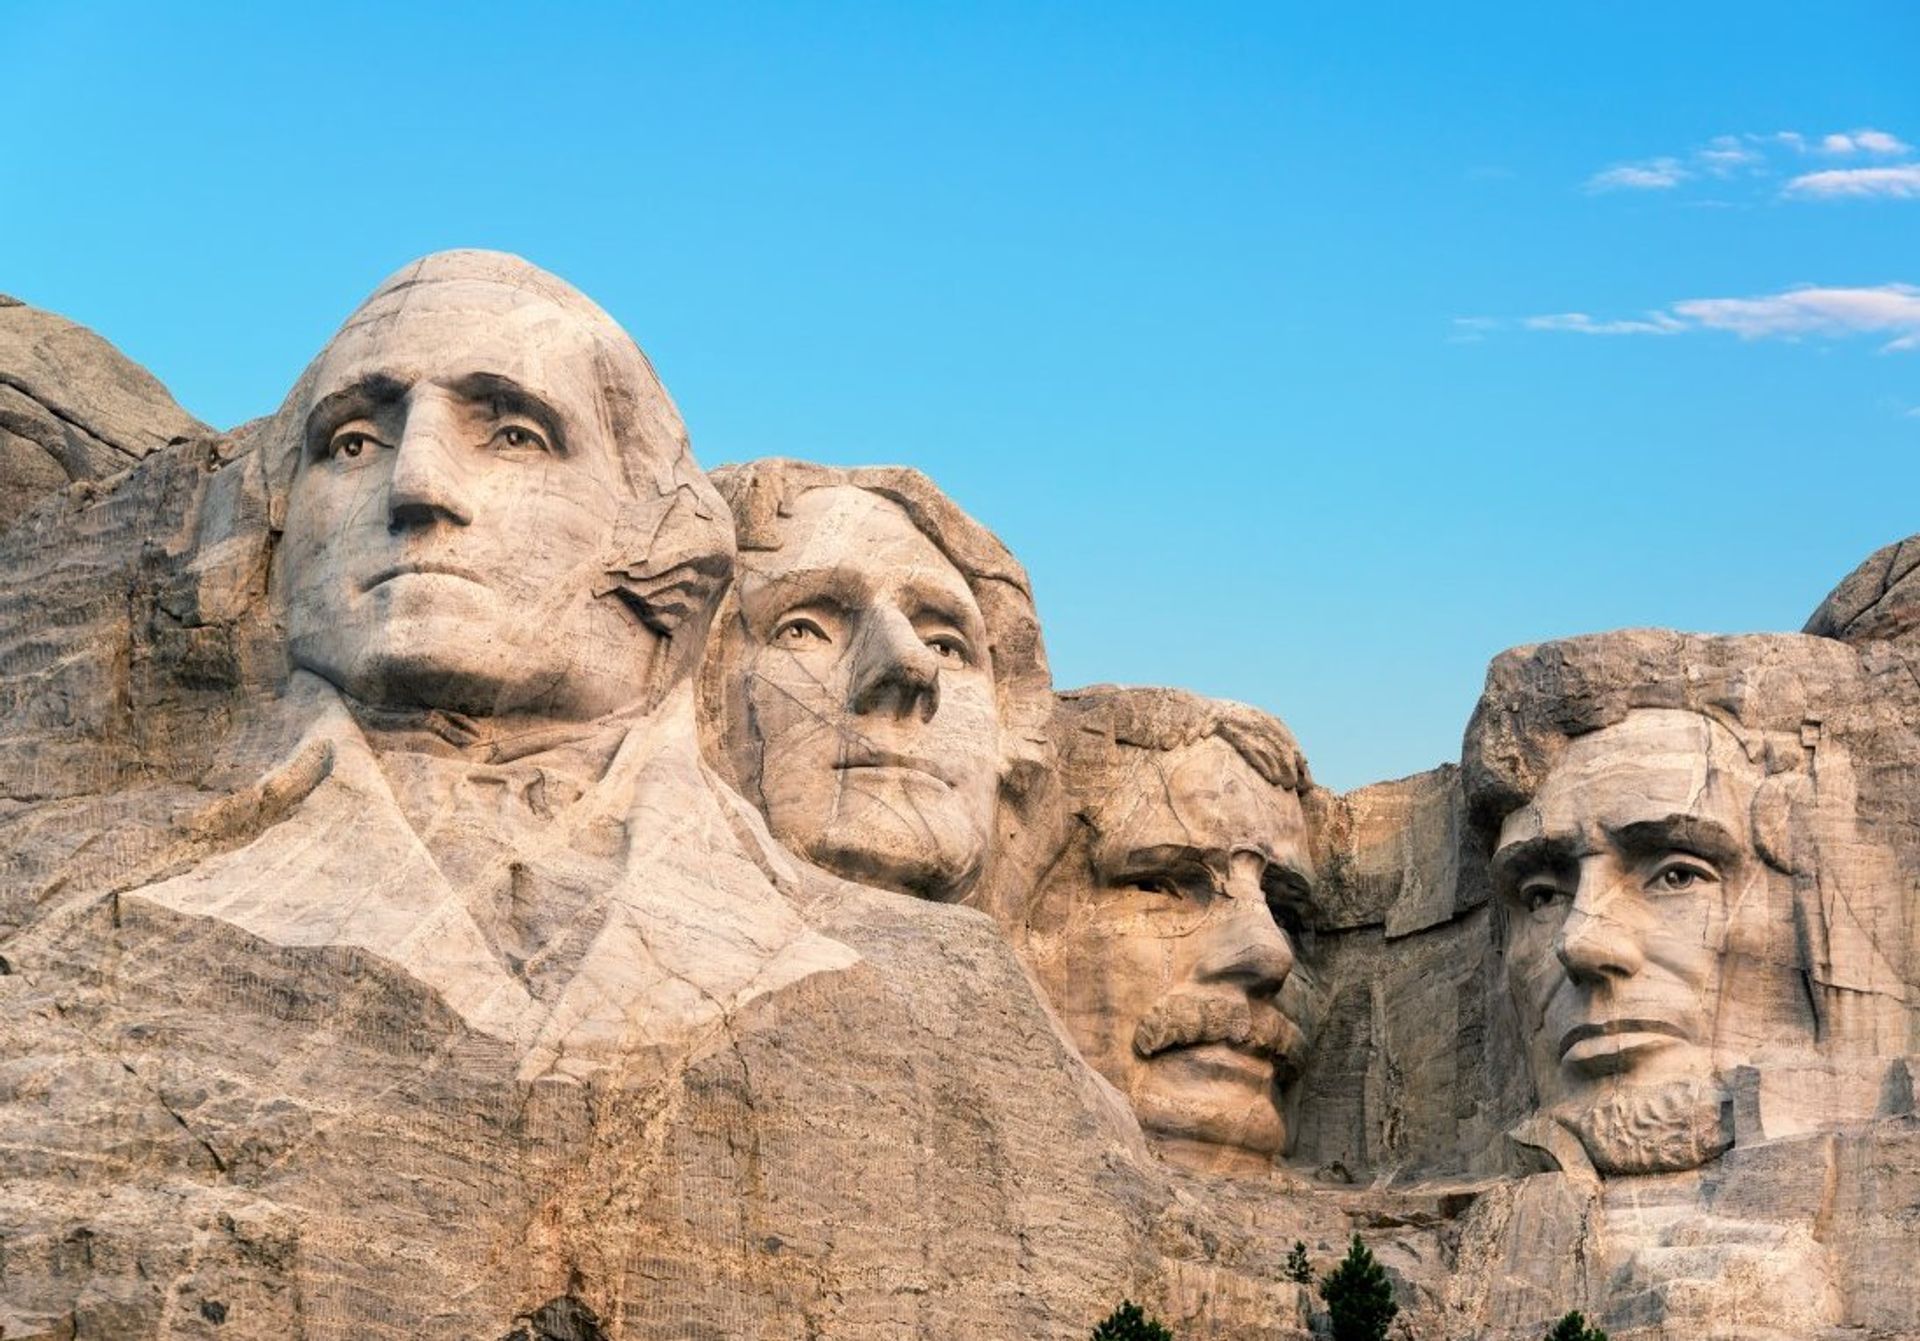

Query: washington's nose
[[387, 398, 474, 530], [1196, 857, 1296, 998], [1555, 870, 1645, 983], [849, 607, 941, 722]]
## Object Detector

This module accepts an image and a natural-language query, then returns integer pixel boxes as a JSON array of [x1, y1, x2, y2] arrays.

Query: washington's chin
[[294, 618, 586, 719]]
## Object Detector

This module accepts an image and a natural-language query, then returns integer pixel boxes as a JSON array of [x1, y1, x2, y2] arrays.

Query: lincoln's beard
[[1554, 1077, 1733, 1176]]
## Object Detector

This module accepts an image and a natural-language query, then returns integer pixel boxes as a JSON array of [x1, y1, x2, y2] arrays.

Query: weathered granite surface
[[3, 256, 1915, 1339]]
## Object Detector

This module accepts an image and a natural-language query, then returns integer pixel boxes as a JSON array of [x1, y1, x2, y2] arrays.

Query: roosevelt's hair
[[703, 457, 1054, 796], [1052, 684, 1312, 796]]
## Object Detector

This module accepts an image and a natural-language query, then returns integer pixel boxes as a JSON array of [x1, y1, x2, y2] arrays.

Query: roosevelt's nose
[[849, 606, 941, 722], [1195, 855, 1297, 998], [387, 393, 474, 530], [1555, 865, 1646, 984]]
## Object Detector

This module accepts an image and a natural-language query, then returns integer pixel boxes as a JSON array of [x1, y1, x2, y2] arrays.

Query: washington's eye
[[489, 423, 550, 454], [1649, 858, 1717, 894], [772, 617, 830, 648], [327, 428, 382, 460]]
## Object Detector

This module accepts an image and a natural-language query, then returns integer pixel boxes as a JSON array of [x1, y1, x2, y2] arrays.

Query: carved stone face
[[1493, 709, 1769, 1115], [1030, 736, 1314, 1172], [724, 485, 1003, 898], [279, 280, 656, 721]]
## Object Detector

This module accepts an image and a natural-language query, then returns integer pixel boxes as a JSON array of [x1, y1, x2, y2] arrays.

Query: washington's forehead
[[315, 286, 608, 391]]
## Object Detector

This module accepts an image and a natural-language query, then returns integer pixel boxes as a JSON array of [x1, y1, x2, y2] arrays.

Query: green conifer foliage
[[1285, 1240, 1315, 1285], [1089, 1299, 1175, 1341], [1318, 1234, 1398, 1341], [1544, 1310, 1608, 1341]]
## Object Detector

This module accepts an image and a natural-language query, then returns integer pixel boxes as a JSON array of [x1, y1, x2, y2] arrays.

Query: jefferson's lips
[[1558, 1017, 1691, 1059], [361, 561, 487, 592], [834, 748, 954, 786]]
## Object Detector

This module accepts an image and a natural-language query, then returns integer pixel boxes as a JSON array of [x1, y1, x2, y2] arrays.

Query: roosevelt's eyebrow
[[1607, 814, 1745, 864], [446, 371, 570, 454], [304, 374, 408, 454]]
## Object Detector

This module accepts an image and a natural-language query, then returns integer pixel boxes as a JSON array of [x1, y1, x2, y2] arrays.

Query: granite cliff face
[[1, 254, 1914, 1340]]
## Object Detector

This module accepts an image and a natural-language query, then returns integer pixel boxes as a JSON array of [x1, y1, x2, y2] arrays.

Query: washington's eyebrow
[[304, 374, 408, 454], [1608, 815, 1744, 865], [446, 372, 569, 454]]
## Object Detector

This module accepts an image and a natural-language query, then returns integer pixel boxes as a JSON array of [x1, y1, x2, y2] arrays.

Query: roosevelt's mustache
[[1133, 994, 1304, 1074]]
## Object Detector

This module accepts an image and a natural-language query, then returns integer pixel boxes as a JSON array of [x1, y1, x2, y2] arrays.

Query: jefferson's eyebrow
[[1607, 814, 1745, 865], [446, 372, 571, 455], [304, 374, 408, 454]]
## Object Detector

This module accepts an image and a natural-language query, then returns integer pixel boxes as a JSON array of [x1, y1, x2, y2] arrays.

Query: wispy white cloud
[[1585, 157, 1690, 192], [1522, 312, 1687, 336], [1784, 164, 1920, 199], [1814, 128, 1911, 156], [1511, 284, 1920, 353], [1584, 128, 1915, 201]]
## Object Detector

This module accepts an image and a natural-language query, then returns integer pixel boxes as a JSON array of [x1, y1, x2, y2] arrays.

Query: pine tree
[[1318, 1234, 1398, 1341], [1089, 1299, 1175, 1341], [1285, 1240, 1315, 1285], [1544, 1310, 1608, 1341]]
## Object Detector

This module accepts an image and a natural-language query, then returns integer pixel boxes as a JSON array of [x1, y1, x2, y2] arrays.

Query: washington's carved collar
[[341, 692, 638, 789]]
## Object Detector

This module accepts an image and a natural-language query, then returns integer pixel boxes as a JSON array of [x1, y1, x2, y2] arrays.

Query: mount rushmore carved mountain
[[1, 253, 1914, 1340]]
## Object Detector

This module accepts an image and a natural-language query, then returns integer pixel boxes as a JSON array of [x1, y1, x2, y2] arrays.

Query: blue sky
[[6, 2, 1916, 790]]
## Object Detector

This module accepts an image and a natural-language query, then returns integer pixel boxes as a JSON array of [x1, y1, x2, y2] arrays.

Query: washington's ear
[[595, 484, 736, 637], [1751, 771, 1812, 875]]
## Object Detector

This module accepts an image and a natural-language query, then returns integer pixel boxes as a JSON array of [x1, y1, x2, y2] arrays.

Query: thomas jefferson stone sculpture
[[700, 459, 1052, 907], [1020, 686, 1323, 1175]]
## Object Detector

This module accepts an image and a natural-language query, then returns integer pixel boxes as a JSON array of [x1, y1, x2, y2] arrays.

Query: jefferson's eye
[[1649, 859, 1717, 894], [489, 424, 550, 454], [327, 429, 382, 461], [773, 617, 830, 648]]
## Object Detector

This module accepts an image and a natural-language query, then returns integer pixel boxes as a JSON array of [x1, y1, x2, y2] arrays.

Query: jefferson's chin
[[788, 789, 986, 900]]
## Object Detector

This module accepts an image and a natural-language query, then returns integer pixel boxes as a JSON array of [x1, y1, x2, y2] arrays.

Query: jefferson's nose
[[1555, 867, 1645, 983], [849, 607, 941, 722], [1195, 856, 1296, 998], [388, 395, 474, 530]]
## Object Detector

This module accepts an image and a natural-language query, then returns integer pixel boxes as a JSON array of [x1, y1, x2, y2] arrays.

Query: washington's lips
[[361, 560, 487, 592], [1558, 1017, 1692, 1065], [834, 745, 954, 786]]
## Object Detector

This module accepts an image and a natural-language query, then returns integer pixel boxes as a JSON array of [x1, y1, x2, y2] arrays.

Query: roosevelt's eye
[[489, 423, 551, 455], [326, 427, 384, 461], [1648, 857, 1717, 894], [1129, 875, 1185, 900], [772, 616, 830, 648]]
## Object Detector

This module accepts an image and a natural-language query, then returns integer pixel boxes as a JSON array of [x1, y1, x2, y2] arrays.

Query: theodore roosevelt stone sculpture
[[1019, 686, 1324, 1175]]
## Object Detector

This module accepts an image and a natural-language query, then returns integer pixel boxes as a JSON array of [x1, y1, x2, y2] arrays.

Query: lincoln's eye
[[1650, 859, 1716, 893], [926, 634, 969, 664], [490, 424, 550, 454], [1520, 882, 1561, 913]]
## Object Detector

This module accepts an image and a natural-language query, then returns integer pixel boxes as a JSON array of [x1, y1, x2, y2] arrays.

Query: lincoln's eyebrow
[[445, 371, 570, 455], [304, 374, 408, 455], [1490, 835, 1573, 882], [1608, 814, 1745, 865]]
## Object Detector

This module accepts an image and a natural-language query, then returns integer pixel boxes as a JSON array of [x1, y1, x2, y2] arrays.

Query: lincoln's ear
[[594, 484, 736, 636], [1751, 772, 1811, 876]]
